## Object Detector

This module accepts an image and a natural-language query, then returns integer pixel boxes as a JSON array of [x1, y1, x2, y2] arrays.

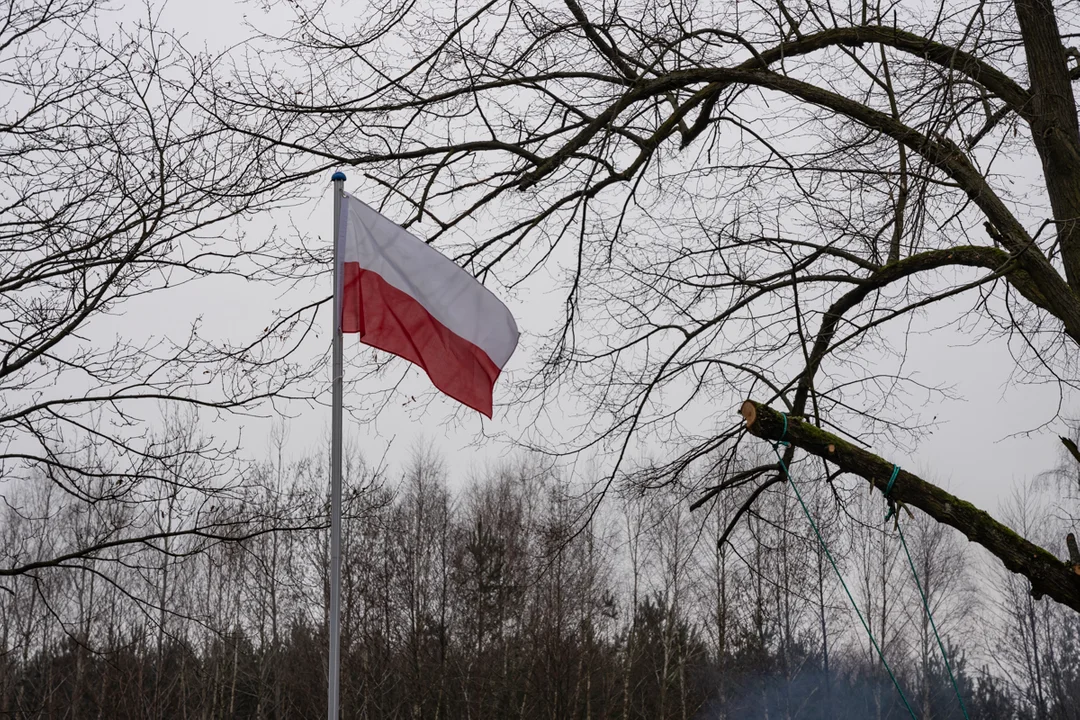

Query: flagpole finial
[[331, 171, 347, 182]]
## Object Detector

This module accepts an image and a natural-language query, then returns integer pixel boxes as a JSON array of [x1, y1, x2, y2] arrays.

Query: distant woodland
[[2, 442, 1077, 719]]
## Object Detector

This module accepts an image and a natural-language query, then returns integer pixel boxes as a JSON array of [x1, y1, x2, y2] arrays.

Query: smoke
[[693, 667, 968, 720]]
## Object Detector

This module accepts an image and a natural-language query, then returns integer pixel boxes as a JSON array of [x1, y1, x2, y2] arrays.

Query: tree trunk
[[1014, 0, 1080, 289]]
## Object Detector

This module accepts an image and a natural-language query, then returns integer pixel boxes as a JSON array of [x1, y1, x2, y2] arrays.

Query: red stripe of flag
[[341, 263, 502, 417]]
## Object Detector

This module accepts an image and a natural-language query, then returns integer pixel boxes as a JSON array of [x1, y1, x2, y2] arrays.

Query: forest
[[2, 439, 1078, 719]]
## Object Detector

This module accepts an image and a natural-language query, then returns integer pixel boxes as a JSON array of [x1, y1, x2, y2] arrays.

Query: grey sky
[[153, 0, 1074, 518]]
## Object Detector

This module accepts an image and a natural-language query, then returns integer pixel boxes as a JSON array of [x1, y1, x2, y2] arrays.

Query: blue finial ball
[[331, 171, 347, 181]]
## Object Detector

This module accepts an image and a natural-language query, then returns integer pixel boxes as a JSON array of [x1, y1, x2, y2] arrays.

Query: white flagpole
[[328, 171, 346, 719]]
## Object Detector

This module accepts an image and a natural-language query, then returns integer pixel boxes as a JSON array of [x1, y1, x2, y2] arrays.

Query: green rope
[[884, 465, 901, 522], [884, 466, 970, 720], [770, 417, 918, 719]]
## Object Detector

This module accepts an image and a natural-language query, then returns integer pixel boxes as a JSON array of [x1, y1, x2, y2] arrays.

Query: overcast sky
[[147, 0, 1077, 519]]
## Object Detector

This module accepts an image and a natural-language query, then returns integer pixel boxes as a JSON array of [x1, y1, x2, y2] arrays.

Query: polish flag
[[336, 193, 519, 417]]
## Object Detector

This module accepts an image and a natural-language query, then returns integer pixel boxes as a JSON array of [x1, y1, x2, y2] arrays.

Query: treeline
[[1, 445, 1078, 719]]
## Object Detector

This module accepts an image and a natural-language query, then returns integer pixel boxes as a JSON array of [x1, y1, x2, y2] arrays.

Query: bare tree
[[0, 0, 326, 579], [390, 442, 454, 719], [899, 509, 973, 719], [221, 0, 1080, 608], [0, 434, 1041, 717]]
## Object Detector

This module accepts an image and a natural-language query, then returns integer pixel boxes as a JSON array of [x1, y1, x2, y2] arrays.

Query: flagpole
[[328, 170, 346, 720]]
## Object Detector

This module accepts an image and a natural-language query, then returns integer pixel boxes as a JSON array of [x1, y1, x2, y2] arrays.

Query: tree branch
[[741, 399, 1080, 612]]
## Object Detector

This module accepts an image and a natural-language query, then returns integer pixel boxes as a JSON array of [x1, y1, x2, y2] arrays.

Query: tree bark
[[1014, 0, 1080, 290], [740, 399, 1080, 612]]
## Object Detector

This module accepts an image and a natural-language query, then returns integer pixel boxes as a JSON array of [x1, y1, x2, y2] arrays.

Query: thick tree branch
[[524, 26, 1033, 188], [741, 399, 1080, 612], [1060, 436, 1080, 468], [792, 245, 1051, 413], [525, 62, 1080, 344]]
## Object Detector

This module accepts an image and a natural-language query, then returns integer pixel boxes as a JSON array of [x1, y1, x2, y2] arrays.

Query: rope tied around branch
[[776, 412, 790, 448], [884, 464, 901, 522]]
